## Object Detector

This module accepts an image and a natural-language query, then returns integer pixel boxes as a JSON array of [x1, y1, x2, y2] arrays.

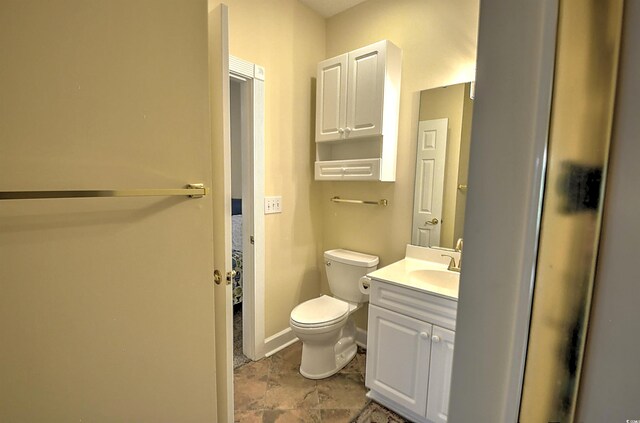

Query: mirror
[[411, 82, 474, 249]]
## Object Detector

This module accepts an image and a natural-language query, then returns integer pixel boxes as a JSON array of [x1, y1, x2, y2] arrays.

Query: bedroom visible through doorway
[[230, 77, 250, 368], [229, 56, 266, 366]]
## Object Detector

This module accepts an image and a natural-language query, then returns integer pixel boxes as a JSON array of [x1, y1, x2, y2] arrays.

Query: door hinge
[[226, 270, 236, 285], [250, 235, 255, 245]]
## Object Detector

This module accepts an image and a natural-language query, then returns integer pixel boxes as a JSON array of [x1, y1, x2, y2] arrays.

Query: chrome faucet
[[441, 254, 461, 272]]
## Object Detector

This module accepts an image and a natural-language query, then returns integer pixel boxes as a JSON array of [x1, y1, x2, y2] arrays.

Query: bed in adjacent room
[[231, 198, 243, 305]]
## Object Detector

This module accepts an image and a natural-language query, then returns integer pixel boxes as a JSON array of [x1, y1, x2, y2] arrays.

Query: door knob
[[215, 269, 236, 285], [425, 218, 439, 225]]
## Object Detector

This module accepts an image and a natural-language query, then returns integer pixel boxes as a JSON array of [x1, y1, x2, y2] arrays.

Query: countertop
[[367, 257, 460, 301]]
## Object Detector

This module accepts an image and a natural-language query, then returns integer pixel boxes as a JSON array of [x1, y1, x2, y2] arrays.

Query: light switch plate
[[265, 196, 282, 214]]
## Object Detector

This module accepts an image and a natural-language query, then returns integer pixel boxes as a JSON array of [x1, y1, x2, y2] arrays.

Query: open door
[[0, 1, 217, 421], [209, 4, 234, 422]]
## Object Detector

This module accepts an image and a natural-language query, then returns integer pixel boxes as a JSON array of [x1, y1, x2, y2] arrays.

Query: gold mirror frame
[[519, 0, 624, 421]]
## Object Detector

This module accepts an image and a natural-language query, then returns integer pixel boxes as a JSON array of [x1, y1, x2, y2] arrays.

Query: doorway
[[229, 56, 266, 363], [230, 77, 250, 368]]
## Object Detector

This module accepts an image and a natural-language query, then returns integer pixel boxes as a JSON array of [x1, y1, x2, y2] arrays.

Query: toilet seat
[[290, 295, 349, 328]]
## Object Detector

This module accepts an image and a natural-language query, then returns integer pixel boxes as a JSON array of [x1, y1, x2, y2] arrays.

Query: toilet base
[[300, 342, 357, 380], [297, 317, 358, 380]]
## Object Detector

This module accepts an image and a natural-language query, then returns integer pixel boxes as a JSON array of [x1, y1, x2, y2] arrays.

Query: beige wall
[[419, 83, 466, 248], [208, 0, 326, 337], [323, 0, 479, 327]]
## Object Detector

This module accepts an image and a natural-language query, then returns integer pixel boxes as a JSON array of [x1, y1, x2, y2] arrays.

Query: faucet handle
[[441, 254, 457, 268], [441, 254, 461, 272]]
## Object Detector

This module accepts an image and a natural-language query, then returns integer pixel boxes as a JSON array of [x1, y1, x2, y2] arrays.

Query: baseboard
[[264, 327, 298, 357], [356, 327, 367, 349]]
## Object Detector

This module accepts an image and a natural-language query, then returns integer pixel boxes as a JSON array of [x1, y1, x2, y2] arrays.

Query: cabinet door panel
[[316, 55, 347, 142], [346, 41, 386, 138], [426, 326, 455, 423], [366, 305, 431, 417]]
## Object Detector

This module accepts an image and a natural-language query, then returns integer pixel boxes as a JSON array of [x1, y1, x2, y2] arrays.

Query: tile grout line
[[235, 343, 376, 422]]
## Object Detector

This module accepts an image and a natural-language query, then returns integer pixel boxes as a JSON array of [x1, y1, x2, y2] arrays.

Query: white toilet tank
[[324, 249, 379, 303]]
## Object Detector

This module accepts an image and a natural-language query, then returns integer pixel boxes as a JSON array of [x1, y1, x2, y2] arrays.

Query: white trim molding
[[264, 328, 299, 358], [447, 0, 558, 421]]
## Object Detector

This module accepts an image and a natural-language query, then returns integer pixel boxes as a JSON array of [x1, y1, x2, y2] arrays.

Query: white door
[[412, 118, 448, 247], [316, 54, 348, 142], [346, 41, 386, 139], [0, 1, 217, 421], [208, 5, 234, 422], [426, 326, 456, 423], [366, 305, 432, 417]]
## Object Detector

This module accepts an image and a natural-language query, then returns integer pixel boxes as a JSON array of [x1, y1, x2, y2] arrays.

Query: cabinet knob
[[344, 127, 352, 134], [338, 128, 344, 134], [432, 335, 441, 343], [420, 332, 431, 341]]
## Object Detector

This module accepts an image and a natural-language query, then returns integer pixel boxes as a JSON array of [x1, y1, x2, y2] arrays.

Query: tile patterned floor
[[233, 308, 251, 369], [234, 342, 370, 422]]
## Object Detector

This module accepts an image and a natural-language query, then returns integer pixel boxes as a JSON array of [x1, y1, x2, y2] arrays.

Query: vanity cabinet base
[[366, 278, 456, 423]]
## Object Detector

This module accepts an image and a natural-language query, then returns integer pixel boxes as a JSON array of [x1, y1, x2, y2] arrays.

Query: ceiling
[[298, 0, 369, 18]]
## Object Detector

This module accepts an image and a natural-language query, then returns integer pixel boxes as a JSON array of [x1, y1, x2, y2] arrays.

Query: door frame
[[446, 0, 559, 421], [229, 55, 266, 360]]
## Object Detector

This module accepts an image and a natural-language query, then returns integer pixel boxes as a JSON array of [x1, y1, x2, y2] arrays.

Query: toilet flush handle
[[325, 261, 331, 267]]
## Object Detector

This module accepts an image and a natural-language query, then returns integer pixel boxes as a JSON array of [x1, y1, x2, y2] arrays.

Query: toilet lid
[[290, 295, 349, 328]]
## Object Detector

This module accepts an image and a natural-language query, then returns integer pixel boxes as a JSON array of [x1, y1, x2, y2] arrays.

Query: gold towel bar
[[0, 184, 207, 200], [330, 196, 388, 206]]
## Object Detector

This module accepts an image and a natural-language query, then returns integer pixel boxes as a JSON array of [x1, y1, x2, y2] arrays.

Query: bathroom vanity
[[364, 245, 460, 423]]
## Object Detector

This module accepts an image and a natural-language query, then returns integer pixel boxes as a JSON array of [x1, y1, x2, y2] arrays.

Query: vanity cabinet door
[[426, 326, 455, 423], [345, 40, 386, 139], [366, 304, 432, 417], [316, 54, 348, 142]]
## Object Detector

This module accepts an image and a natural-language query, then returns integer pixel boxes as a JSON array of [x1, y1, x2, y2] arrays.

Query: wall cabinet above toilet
[[315, 40, 402, 181]]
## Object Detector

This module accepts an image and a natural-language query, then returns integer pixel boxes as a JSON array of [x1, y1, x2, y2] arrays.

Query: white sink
[[366, 245, 462, 299], [408, 269, 459, 288]]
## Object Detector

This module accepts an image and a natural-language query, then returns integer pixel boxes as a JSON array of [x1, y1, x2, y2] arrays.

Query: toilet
[[289, 249, 378, 379]]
